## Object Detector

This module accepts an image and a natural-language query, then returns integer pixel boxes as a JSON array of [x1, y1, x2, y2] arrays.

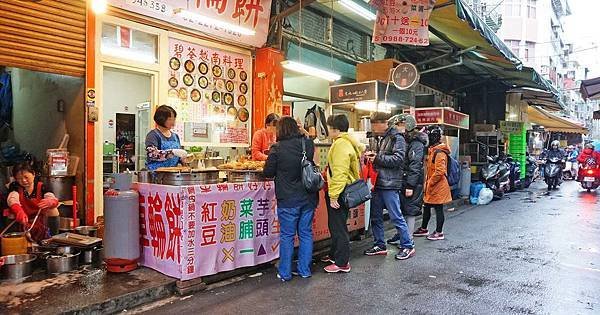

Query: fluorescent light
[[281, 60, 341, 82], [101, 46, 156, 64], [92, 0, 107, 14], [355, 101, 395, 113], [339, 0, 376, 21], [174, 9, 256, 36]]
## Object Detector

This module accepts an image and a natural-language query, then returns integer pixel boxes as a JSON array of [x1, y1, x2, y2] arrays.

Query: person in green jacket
[[322, 114, 364, 273]]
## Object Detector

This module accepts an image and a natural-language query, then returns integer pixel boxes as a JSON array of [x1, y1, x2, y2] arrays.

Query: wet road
[[139, 180, 600, 315]]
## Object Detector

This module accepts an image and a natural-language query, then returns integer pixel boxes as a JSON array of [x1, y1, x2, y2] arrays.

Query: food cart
[[137, 161, 365, 280]]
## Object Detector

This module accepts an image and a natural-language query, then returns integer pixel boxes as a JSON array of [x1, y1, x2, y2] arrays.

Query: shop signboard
[[371, 0, 436, 46], [412, 107, 469, 129], [330, 81, 377, 105], [414, 108, 443, 125], [138, 182, 364, 280], [500, 121, 524, 134], [391, 63, 419, 90], [168, 38, 252, 146], [107, 0, 272, 48], [443, 109, 469, 129]]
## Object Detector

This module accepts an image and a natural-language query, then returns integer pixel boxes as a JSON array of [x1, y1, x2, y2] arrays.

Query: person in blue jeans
[[263, 117, 318, 281], [364, 112, 415, 260]]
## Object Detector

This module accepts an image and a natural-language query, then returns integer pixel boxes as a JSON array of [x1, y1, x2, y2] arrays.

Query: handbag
[[328, 159, 371, 209], [300, 139, 324, 193]]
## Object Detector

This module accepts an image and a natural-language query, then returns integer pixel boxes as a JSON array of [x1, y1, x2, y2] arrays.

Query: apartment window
[[505, 0, 522, 17], [524, 41, 535, 62], [527, 0, 537, 18], [505, 40, 520, 55]]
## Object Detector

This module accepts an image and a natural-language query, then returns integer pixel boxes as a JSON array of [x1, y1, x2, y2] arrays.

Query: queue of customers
[[263, 113, 452, 281]]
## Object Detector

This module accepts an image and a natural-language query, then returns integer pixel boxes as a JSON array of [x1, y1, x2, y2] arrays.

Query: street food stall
[[136, 160, 364, 280]]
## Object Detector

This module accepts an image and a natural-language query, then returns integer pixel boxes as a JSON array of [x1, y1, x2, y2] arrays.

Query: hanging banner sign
[[107, 0, 272, 48], [371, 0, 436, 46]]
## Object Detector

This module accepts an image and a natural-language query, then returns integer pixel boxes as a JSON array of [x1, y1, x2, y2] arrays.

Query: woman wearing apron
[[5, 162, 59, 242], [145, 105, 188, 171]]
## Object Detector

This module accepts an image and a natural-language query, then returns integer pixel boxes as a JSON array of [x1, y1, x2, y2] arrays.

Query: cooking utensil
[[46, 251, 80, 274], [50, 232, 102, 247], [227, 170, 266, 183], [156, 169, 220, 185], [1, 232, 28, 256], [0, 254, 37, 279], [74, 226, 98, 237], [0, 220, 16, 237], [24, 208, 43, 243], [81, 246, 103, 266]]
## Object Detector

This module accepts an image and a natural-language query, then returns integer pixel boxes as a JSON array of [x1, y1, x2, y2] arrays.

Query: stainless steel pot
[[156, 169, 220, 185], [42, 176, 75, 201], [202, 157, 225, 169], [81, 247, 103, 266], [46, 248, 80, 274], [227, 170, 266, 183], [59, 217, 79, 232], [74, 226, 98, 237], [0, 254, 37, 279]]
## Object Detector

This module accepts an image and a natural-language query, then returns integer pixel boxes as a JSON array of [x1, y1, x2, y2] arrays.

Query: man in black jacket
[[386, 114, 427, 245], [364, 112, 415, 260]]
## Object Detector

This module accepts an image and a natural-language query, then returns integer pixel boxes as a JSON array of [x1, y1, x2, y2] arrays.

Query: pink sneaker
[[324, 263, 351, 273], [413, 227, 429, 237], [427, 232, 445, 241]]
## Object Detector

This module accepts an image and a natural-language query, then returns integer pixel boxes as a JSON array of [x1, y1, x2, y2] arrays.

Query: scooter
[[578, 165, 600, 192], [523, 155, 539, 188], [505, 155, 522, 192], [543, 157, 563, 191], [480, 155, 511, 198]]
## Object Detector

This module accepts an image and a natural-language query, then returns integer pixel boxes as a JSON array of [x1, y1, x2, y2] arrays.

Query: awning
[[527, 106, 588, 134], [509, 87, 563, 111], [429, 1, 557, 95], [580, 76, 600, 100]]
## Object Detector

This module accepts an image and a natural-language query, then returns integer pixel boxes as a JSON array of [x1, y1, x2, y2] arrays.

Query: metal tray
[[49, 233, 102, 248], [226, 170, 266, 183]]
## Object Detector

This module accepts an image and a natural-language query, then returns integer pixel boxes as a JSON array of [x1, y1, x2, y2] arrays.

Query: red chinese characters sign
[[411, 107, 469, 129], [107, 0, 272, 47], [371, 0, 436, 46]]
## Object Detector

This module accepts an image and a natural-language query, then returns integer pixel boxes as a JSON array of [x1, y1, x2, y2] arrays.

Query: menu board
[[167, 38, 252, 146]]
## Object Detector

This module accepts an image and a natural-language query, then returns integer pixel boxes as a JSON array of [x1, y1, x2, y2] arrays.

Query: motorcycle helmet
[[551, 140, 560, 150], [585, 143, 595, 150], [426, 125, 443, 146]]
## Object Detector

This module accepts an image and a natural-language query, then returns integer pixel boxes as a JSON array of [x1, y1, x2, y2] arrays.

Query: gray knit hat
[[389, 113, 417, 131]]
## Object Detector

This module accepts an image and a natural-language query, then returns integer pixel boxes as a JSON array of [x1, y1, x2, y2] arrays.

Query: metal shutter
[[0, 0, 86, 77]]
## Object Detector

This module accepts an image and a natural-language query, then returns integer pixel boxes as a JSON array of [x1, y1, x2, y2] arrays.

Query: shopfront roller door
[[0, 0, 86, 77]]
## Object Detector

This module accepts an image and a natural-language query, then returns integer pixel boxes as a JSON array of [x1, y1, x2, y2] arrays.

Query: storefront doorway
[[101, 67, 153, 183]]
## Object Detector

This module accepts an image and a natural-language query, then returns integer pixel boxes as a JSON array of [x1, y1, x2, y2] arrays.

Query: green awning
[[429, 0, 558, 101]]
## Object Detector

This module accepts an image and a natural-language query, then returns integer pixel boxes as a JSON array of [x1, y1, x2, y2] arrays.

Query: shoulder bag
[[301, 138, 324, 193]]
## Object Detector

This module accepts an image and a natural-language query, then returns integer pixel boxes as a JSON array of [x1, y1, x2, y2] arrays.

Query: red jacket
[[577, 148, 600, 166], [251, 128, 276, 161]]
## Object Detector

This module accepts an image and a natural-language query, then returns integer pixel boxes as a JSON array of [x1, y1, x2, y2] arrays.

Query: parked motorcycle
[[480, 155, 511, 198], [578, 165, 600, 192], [543, 157, 563, 190], [523, 155, 539, 188], [505, 155, 522, 192]]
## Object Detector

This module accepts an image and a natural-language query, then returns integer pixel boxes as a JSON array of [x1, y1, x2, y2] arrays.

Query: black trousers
[[421, 203, 445, 233], [325, 194, 350, 267]]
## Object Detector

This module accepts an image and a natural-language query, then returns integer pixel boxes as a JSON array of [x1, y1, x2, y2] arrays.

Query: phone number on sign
[[131, 0, 167, 13]]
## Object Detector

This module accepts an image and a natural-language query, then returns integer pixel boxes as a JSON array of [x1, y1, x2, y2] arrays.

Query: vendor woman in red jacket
[[6, 162, 59, 242], [251, 113, 280, 161]]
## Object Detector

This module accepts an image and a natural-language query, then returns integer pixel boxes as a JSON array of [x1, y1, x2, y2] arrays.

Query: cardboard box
[[356, 59, 402, 82]]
